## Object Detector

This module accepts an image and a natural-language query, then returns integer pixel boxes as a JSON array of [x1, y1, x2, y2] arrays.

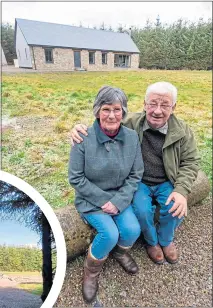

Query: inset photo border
[[0, 170, 67, 308]]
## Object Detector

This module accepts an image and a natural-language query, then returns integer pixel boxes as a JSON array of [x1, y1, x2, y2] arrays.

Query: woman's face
[[98, 103, 123, 133]]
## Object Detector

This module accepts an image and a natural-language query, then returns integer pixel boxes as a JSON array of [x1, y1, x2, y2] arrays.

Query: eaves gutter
[[28, 44, 140, 54]]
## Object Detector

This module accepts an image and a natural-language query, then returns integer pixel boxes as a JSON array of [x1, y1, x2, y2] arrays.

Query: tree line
[[131, 18, 212, 70], [0, 245, 42, 271], [1, 18, 212, 69]]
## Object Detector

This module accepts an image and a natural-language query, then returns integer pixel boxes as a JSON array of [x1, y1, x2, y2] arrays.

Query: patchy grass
[[18, 283, 43, 295], [2, 70, 212, 208]]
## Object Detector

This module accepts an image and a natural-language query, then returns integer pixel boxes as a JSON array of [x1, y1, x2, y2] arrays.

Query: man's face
[[144, 93, 175, 129]]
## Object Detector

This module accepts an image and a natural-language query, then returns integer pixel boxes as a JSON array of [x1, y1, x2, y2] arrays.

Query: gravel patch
[[55, 198, 212, 307], [0, 288, 42, 308]]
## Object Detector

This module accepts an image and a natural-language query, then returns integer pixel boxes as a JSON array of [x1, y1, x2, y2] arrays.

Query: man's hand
[[166, 192, 187, 219], [101, 201, 118, 215], [70, 124, 88, 146]]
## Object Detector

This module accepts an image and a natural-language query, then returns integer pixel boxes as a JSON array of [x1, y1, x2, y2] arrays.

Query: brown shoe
[[113, 245, 139, 275], [82, 246, 107, 303], [146, 244, 164, 264], [162, 242, 178, 264]]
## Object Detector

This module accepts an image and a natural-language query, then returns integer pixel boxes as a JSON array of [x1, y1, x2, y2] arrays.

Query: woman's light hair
[[145, 81, 178, 106], [93, 85, 128, 118]]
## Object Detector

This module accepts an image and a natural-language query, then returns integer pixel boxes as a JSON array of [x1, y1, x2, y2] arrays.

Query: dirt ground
[[2, 65, 75, 74], [0, 272, 42, 287], [0, 273, 42, 308]]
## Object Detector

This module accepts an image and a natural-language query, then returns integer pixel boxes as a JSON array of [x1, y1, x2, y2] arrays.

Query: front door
[[74, 51, 81, 68]]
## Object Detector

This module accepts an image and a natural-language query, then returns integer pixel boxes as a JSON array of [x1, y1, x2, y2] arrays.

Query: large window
[[89, 52, 95, 64], [44, 48, 53, 63], [102, 52, 107, 64], [114, 54, 130, 67]]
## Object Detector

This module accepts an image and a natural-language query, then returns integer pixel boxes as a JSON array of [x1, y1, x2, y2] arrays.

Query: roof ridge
[[15, 18, 127, 35]]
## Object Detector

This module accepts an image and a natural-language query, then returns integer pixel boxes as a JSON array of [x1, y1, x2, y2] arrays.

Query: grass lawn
[[18, 283, 43, 296], [2, 70, 212, 209]]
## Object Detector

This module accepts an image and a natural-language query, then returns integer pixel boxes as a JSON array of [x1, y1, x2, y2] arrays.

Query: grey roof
[[15, 18, 140, 53]]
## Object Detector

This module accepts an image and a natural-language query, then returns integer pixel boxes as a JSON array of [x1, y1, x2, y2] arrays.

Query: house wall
[[31, 46, 139, 71], [131, 54, 140, 69], [1, 47, 7, 65], [30, 47, 75, 70], [16, 25, 32, 68]]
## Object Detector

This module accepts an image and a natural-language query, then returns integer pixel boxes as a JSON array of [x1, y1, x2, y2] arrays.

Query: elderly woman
[[68, 85, 144, 303]]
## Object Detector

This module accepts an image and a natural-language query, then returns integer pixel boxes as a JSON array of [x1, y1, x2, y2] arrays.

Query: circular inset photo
[[0, 171, 66, 308]]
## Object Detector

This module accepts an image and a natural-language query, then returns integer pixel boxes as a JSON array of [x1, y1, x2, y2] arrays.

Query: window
[[102, 52, 107, 64], [18, 50, 21, 60], [44, 48, 53, 63], [114, 54, 130, 67], [89, 52, 95, 64], [25, 48, 28, 60]]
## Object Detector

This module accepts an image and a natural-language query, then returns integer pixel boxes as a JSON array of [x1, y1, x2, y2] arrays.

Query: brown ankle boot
[[82, 246, 107, 303], [162, 242, 178, 264], [113, 245, 138, 275], [146, 244, 164, 264]]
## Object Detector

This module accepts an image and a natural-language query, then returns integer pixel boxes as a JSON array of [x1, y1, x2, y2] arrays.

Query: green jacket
[[123, 111, 200, 197]]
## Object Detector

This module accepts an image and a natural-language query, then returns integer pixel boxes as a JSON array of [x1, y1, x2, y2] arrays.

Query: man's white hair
[[145, 81, 178, 106]]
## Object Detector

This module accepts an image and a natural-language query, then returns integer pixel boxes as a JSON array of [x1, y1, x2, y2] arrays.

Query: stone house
[[15, 18, 140, 71]]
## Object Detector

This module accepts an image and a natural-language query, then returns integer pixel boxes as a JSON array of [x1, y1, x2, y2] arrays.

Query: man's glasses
[[146, 102, 173, 111]]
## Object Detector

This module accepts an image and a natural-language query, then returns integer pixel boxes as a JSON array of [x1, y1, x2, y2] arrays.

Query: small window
[[89, 52, 95, 64], [44, 48, 53, 63], [25, 48, 28, 60], [18, 50, 21, 60], [102, 52, 107, 64]]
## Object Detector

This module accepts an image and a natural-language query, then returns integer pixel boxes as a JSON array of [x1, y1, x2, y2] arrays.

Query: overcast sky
[[0, 218, 40, 247], [2, 1, 212, 30]]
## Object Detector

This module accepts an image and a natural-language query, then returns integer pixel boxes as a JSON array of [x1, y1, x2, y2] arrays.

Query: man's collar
[[93, 119, 125, 144], [143, 118, 168, 135]]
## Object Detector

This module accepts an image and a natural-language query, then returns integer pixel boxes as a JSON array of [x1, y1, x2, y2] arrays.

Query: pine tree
[[1, 23, 17, 64]]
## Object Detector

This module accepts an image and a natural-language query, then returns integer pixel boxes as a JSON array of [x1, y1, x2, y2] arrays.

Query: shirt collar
[[143, 118, 168, 135], [93, 119, 125, 144]]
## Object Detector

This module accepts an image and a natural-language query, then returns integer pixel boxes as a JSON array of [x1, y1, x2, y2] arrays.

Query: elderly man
[[70, 81, 200, 264]]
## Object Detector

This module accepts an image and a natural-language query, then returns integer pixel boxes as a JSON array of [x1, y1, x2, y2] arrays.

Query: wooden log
[[55, 170, 210, 261]]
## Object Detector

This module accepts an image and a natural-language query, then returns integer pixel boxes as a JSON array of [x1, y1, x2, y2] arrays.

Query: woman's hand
[[101, 201, 118, 214], [70, 124, 88, 146]]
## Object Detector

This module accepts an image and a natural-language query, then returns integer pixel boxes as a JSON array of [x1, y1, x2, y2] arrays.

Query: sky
[[0, 217, 41, 248], [2, 1, 212, 30]]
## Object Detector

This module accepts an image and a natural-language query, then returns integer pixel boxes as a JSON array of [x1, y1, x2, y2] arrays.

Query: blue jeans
[[132, 181, 184, 247], [82, 205, 141, 259]]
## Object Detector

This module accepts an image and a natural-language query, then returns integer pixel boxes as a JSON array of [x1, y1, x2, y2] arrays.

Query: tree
[[99, 22, 106, 30], [117, 24, 125, 33], [0, 181, 55, 302], [1, 22, 17, 64]]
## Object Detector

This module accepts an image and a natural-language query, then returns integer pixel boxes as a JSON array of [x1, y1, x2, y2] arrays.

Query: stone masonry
[[30, 46, 139, 71]]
